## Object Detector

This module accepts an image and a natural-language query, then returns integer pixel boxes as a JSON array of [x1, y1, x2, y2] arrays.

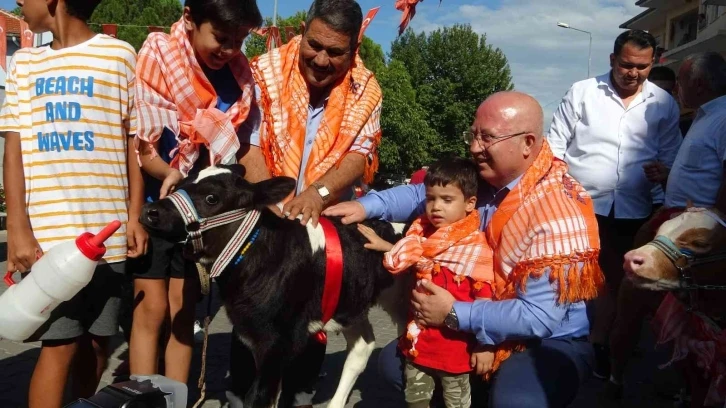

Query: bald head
[[476, 91, 544, 138], [469, 91, 545, 189]]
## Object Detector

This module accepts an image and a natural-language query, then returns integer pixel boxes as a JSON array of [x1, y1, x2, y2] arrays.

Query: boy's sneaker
[[194, 320, 205, 344], [592, 343, 610, 380]]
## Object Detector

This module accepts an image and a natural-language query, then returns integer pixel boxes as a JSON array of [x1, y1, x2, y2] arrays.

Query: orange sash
[[250, 36, 382, 197], [134, 18, 254, 175], [384, 210, 493, 284], [485, 140, 604, 377]]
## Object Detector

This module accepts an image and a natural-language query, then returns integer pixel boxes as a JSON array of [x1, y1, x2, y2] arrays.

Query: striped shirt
[[0, 34, 137, 263]]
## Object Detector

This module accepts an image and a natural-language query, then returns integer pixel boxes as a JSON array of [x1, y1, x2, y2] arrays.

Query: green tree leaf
[[390, 25, 514, 161], [89, 0, 182, 51]]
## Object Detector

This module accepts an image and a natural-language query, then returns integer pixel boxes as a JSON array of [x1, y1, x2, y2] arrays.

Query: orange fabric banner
[[284, 26, 296, 43], [102, 24, 118, 38], [19, 20, 33, 48], [359, 7, 380, 42]]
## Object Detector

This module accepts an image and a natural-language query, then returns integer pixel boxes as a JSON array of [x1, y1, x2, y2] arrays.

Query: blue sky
[[2, 0, 645, 123]]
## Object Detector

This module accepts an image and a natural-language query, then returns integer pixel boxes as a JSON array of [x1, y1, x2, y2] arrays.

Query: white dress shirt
[[665, 95, 726, 208], [548, 73, 682, 219]]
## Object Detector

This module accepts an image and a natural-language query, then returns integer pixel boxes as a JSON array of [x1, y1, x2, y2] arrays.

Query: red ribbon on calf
[[315, 217, 344, 344]]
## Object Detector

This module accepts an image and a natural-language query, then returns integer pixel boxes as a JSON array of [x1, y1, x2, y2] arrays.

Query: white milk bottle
[[0, 220, 122, 340]]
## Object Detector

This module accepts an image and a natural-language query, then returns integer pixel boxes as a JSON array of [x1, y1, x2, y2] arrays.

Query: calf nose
[[623, 250, 645, 274], [144, 207, 160, 225]]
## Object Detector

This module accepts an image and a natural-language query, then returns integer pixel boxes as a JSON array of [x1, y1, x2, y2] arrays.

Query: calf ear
[[253, 177, 296, 207], [228, 164, 247, 178]]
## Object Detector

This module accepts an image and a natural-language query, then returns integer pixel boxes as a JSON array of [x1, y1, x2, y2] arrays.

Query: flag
[[101, 24, 118, 38], [19, 20, 33, 48], [359, 7, 380, 42], [0, 16, 6, 71], [284, 26, 297, 43], [255, 26, 281, 51]]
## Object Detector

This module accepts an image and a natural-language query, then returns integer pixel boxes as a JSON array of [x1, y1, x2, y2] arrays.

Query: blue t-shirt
[[144, 64, 242, 201]]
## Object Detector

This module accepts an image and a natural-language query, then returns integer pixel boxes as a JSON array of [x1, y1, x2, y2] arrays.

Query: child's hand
[[160, 169, 184, 199], [126, 218, 149, 258], [470, 346, 495, 377], [7, 227, 43, 273], [358, 224, 394, 252]]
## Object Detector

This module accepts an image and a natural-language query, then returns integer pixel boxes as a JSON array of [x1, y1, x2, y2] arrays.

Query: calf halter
[[166, 189, 261, 278], [646, 209, 726, 292]]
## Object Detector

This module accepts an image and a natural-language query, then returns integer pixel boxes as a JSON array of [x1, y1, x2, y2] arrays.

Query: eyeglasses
[[463, 130, 529, 147]]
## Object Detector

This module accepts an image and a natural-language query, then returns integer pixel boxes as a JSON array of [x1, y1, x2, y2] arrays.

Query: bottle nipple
[[90, 220, 122, 247]]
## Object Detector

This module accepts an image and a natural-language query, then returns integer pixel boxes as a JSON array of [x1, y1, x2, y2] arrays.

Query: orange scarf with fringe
[[250, 36, 382, 197], [485, 140, 604, 378], [384, 210, 494, 284], [134, 18, 254, 175], [385, 210, 494, 359]]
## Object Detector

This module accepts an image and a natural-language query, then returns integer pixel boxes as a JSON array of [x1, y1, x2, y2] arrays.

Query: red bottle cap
[[75, 220, 122, 261]]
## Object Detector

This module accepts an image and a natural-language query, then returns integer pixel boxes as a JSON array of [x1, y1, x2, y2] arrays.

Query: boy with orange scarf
[[359, 158, 495, 408], [130, 0, 262, 384]]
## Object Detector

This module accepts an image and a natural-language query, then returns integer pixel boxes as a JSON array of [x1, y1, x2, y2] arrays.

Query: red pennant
[[268, 26, 281, 50], [19, 20, 33, 48], [148, 26, 165, 33], [359, 7, 380, 42], [101, 24, 118, 38], [284, 26, 296, 43], [255, 26, 281, 51], [0, 16, 6, 71]]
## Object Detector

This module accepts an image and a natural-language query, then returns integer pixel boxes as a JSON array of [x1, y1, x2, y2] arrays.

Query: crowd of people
[[2, 0, 726, 407]]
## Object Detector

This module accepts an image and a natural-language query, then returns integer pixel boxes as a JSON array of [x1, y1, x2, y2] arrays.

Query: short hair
[[649, 66, 676, 82], [613, 30, 657, 57], [685, 52, 726, 94], [305, 0, 363, 51], [424, 158, 480, 199], [64, 0, 102, 21], [184, 0, 263, 32]]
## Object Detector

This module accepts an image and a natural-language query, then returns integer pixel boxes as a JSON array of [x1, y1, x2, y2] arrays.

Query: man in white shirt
[[548, 29, 682, 380], [608, 52, 726, 394]]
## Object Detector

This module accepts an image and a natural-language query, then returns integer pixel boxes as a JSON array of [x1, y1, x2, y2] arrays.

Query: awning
[[620, 8, 666, 30]]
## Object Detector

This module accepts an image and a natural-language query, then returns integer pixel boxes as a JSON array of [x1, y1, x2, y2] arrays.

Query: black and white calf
[[139, 165, 408, 408]]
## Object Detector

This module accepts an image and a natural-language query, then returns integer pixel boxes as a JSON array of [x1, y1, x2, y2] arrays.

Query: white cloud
[[407, 0, 643, 126]]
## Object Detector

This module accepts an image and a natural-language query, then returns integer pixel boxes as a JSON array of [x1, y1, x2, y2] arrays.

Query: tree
[[89, 0, 182, 51], [390, 25, 513, 158], [243, 11, 386, 74], [376, 60, 438, 178], [11, 7, 21, 16]]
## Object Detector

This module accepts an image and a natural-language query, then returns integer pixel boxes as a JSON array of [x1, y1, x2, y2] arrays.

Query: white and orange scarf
[[384, 210, 494, 357], [484, 140, 604, 378], [134, 18, 254, 175], [653, 293, 726, 406], [250, 36, 382, 199]]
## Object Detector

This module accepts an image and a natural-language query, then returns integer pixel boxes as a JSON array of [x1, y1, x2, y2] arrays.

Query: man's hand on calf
[[322, 201, 367, 224], [283, 187, 324, 227]]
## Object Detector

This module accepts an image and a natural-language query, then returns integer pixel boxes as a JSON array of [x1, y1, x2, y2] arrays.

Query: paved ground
[[0, 237, 686, 408]]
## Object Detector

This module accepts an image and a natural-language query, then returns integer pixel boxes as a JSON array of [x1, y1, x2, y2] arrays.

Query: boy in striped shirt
[[0, 1, 146, 407]]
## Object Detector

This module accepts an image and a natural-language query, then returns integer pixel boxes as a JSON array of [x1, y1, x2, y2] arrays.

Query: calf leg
[[327, 318, 376, 408], [242, 338, 287, 408]]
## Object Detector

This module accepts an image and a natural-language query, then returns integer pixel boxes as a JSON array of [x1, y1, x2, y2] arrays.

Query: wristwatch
[[444, 306, 459, 330], [311, 182, 331, 203]]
